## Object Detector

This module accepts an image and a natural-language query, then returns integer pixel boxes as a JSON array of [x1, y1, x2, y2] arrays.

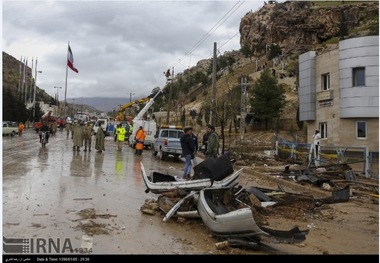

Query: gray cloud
[[3, 0, 263, 101]]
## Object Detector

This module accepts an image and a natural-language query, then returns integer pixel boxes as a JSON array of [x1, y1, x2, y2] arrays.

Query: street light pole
[[33, 58, 42, 122], [54, 86, 62, 116], [72, 99, 75, 117], [166, 67, 174, 124], [129, 91, 135, 116]]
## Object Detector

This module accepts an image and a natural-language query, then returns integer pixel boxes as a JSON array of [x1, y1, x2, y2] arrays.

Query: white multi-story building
[[298, 35, 379, 152]]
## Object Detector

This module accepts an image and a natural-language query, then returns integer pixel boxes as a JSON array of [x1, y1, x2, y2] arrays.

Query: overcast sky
[[3, 0, 264, 102]]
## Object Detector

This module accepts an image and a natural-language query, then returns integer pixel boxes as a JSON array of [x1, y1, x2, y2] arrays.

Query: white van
[[92, 118, 109, 136], [74, 112, 90, 123]]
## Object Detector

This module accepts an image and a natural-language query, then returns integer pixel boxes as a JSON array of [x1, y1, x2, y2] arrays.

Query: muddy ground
[[2, 129, 378, 257], [141, 131, 379, 255], [142, 162, 379, 255]]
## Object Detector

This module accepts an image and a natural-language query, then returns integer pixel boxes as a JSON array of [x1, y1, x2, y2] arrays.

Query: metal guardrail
[[276, 141, 379, 179]]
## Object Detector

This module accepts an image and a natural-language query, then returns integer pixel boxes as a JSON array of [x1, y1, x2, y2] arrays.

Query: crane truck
[[117, 97, 151, 122], [128, 89, 163, 149]]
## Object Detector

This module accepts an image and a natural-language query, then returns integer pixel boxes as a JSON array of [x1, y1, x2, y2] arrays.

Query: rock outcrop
[[239, 1, 379, 55]]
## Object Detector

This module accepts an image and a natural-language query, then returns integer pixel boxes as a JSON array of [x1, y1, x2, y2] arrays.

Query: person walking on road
[[313, 129, 321, 153], [205, 124, 219, 159], [39, 121, 50, 143], [126, 122, 133, 144], [72, 120, 84, 152], [65, 122, 72, 139], [134, 126, 146, 155], [180, 126, 195, 180], [201, 125, 211, 155], [115, 123, 126, 151], [313, 129, 321, 166], [51, 122, 58, 136], [83, 122, 93, 152], [18, 122, 25, 136], [95, 127, 106, 153], [191, 132, 199, 167]]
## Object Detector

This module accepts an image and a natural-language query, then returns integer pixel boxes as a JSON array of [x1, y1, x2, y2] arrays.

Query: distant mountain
[[2, 52, 145, 115], [68, 97, 132, 113]]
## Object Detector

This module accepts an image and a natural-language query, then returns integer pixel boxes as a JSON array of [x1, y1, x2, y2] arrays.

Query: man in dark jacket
[[191, 133, 199, 166], [202, 124, 211, 154], [180, 126, 195, 180]]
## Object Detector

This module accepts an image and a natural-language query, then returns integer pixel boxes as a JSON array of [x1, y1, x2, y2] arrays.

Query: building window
[[356, 121, 367, 139], [321, 73, 330, 90], [353, 67, 365, 87], [319, 122, 327, 139]]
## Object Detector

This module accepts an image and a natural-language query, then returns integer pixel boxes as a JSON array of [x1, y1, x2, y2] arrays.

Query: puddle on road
[[3, 131, 195, 254]]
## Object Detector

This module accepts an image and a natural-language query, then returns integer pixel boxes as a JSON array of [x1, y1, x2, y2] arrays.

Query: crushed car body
[[141, 153, 242, 194], [140, 152, 310, 249], [194, 185, 309, 243]]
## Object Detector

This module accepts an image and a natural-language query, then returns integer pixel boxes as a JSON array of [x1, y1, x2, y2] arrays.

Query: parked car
[[55, 117, 66, 128], [3, 121, 19, 136], [151, 125, 183, 160]]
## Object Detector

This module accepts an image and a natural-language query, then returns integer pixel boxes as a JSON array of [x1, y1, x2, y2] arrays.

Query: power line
[[172, 1, 245, 69]]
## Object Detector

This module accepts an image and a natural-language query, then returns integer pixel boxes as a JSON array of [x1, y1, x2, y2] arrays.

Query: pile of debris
[[140, 152, 379, 252], [140, 154, 316, 251]]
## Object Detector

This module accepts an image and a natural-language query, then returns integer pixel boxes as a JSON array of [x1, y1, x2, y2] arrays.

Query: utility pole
[[54, 86, 62, 115], [24, 59, 28, 105], [28, 57, 34, 103], [33, 59, 41, 122], [210, 42, 217, 126], [166, 67, 174, 124], [129, 91, 135, 116], [71, 99, 76, 117], [240, 77, 247, 143]]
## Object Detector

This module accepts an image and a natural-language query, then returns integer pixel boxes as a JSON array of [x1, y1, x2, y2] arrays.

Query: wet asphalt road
[[2, 128, 204, 255]]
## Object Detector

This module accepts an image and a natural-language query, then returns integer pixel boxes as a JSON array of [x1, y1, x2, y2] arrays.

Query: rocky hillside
[[2, 52, 102, 116], [163, 1, 378, 131], [239, 1, 379, 56], [3, 52, 55, 105]]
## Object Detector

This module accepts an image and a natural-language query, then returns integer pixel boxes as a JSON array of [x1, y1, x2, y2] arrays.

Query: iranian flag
[[67, 45, 79, 73]]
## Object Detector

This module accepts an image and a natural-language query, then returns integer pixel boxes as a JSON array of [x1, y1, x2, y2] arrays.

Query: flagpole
[[29, 57, 34, 103], [18, 56, 22, 96], [33, 58, 38, 121], [21, 58, 25, 100], [24, 58, 28, 105], [64, 42, 69, 118]]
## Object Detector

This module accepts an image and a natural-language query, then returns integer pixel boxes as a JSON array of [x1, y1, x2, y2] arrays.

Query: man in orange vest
[[134, 126, 146, 155], [18, 122, 25, 136]]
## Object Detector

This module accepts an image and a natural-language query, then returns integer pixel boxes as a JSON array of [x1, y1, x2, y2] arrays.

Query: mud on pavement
[[2, 129, 379, 259]]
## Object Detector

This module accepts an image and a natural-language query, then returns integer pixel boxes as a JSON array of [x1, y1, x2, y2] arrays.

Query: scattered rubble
[[73, 208, 117, 236]]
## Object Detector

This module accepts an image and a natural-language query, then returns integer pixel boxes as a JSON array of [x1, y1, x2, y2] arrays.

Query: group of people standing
[[64, 121, 146, 155], [65, 120, 105, 153], [180, 124, 219, 180]]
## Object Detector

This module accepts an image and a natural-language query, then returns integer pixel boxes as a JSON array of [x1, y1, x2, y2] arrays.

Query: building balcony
[[316, 89, 333, 101]]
